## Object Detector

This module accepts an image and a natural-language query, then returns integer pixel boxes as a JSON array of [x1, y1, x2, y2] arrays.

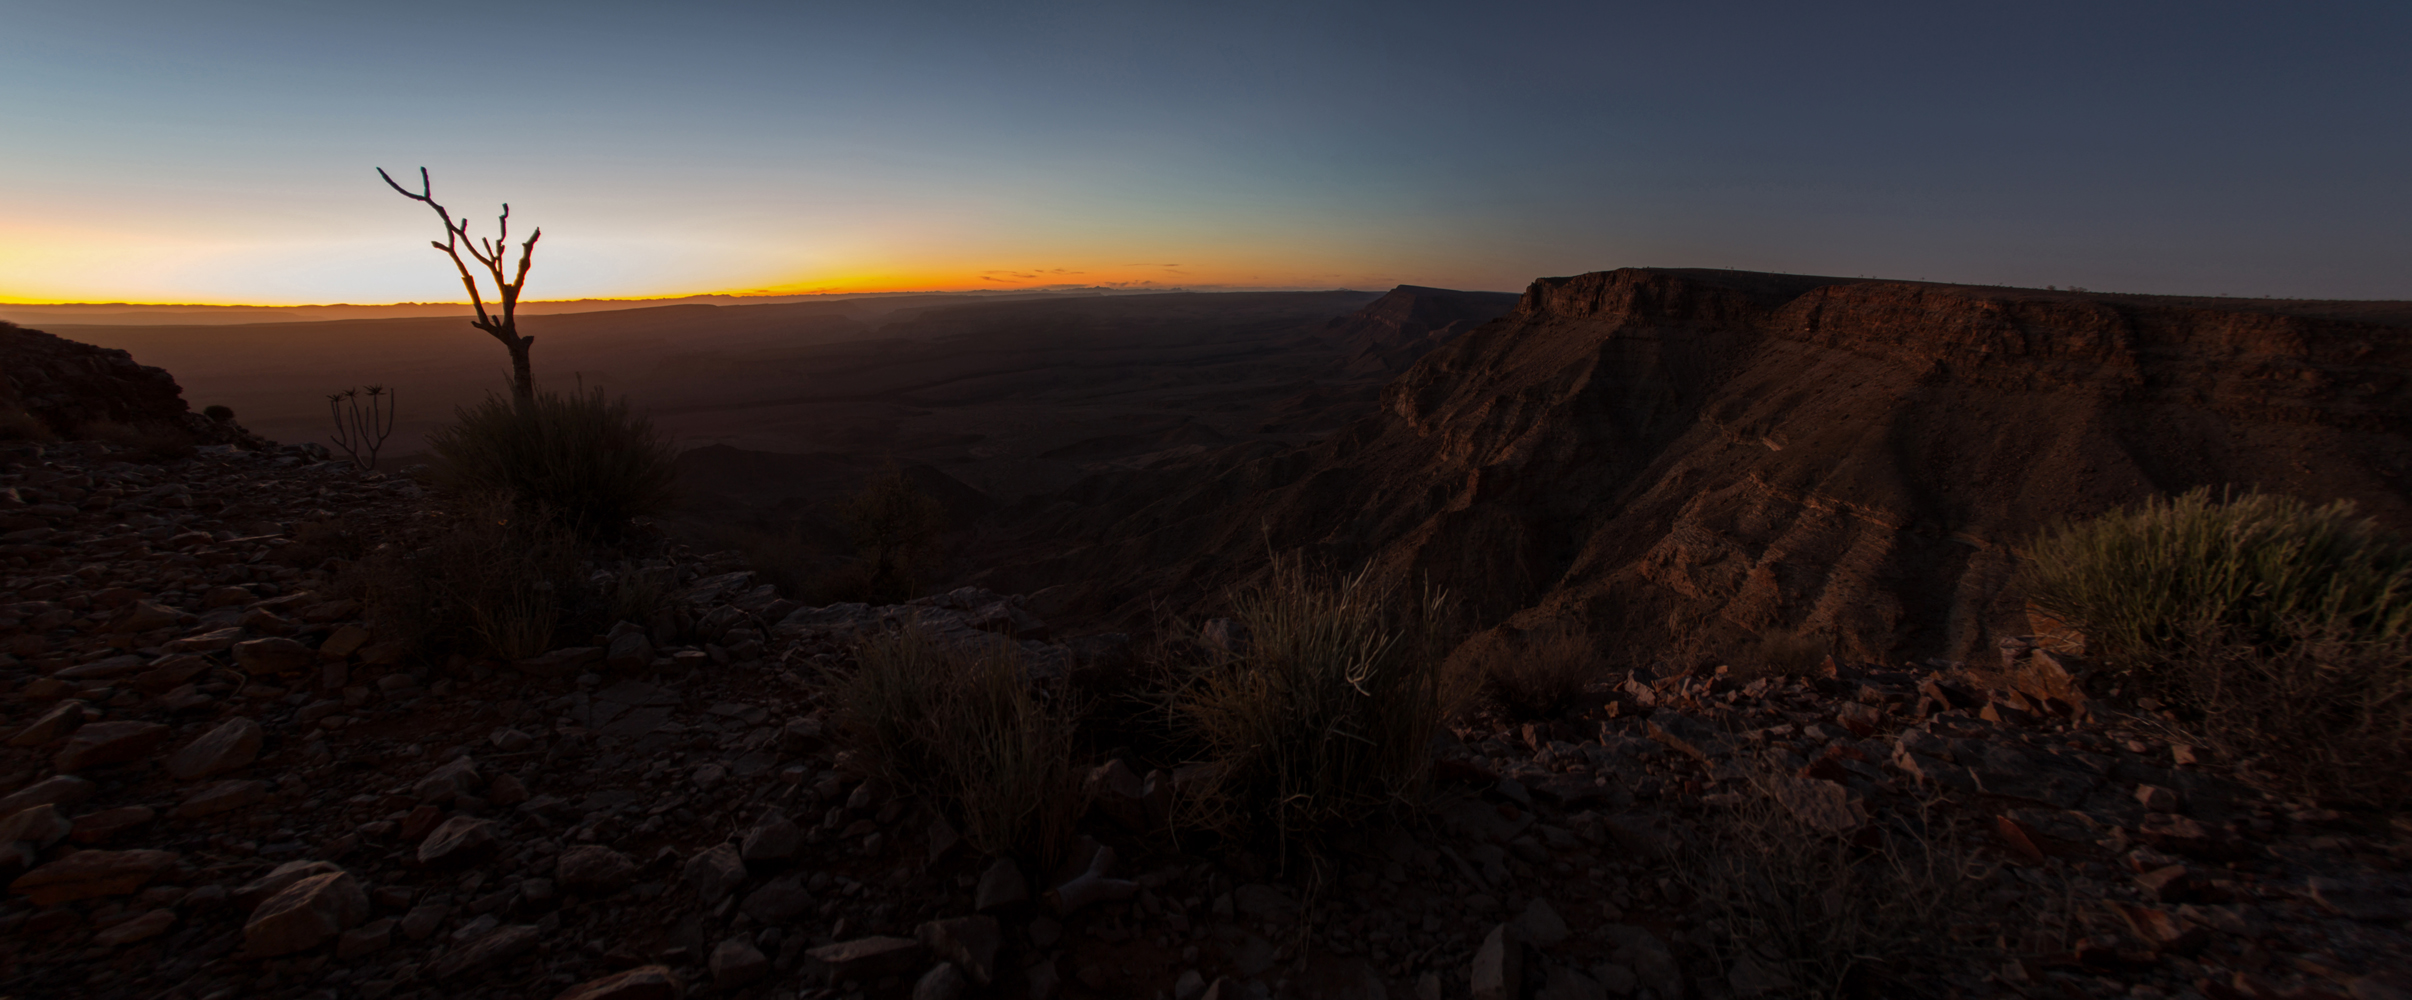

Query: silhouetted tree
[[377, 167, 542, 401]]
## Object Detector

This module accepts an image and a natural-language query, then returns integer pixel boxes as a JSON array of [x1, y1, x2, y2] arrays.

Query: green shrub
[[2021, 488, 2412, 804], [1174, 561, 1453, 867], [2021, 489, 2412, 675], [429, 385, 677, 541], [833, 625, 1082, 864]]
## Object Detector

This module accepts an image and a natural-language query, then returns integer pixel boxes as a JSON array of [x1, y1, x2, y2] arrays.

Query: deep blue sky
[[5, 0, 2407, 302]]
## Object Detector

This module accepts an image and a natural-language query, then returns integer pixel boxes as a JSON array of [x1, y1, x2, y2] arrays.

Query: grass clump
[[1675, 775, 2041, 998], [834, 464, 947, 604], [1473, 624, 1600, 719], [429, 385, 677, 541], [345, 495, 669, 663], [2020, 488, 2412, 804], [832, 625, 1082, 864], [1174, 561, 1454, 867]]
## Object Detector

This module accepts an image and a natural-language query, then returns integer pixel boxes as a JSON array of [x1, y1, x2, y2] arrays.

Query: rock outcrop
[[0, 322, 266, 448], [985, 268, 2412, 664]]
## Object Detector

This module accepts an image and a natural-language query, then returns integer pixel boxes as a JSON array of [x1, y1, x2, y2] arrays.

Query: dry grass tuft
[[1734, 631, 1830, 681], [1675, 773, 2048, 998], [1174, 560, 1453, 867], [832, 625, 1083, 865], [1476, 624, 1601, 719]]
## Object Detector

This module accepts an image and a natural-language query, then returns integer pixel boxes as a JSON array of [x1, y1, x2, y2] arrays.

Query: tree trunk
[[508, 337, 535, 402]]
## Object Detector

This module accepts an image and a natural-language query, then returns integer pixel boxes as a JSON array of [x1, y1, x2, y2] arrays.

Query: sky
[[3, 0, 2408, 305]]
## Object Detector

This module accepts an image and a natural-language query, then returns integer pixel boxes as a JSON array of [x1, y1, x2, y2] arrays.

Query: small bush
[[344, 495, 666, 663], [0, 406, 53, 442], [82, 420, 195, 461], [1675, 774, 2040, 998], [1175, 561, 1452, 867], [429, 385, 678, 541], [203, 404, 235, 423], [835, 464, 947, 604], [833, 625, 1082, 864], [1735, 631, 1830, 680], [1475, 624, 1600, 719]]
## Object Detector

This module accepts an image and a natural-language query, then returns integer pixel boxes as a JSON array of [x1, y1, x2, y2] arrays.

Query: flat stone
[[163, 627, 245, 654], [399, 902, 450, 940], [54, 720, 169, 771], [975, 857, 1028, 911], [0, 775, 96, 817], [1471, 924, 1523, 1000], [1514, 897, 1569, 948], [92, 908, 177, 946], [233, 636, 317, 675], [108, 601, 182, 633], [166, 716, 262, 779], [236, 860, 347, 912], [1766, 775, 1862, 833], [132, 655, 212, 691], [595, 680, 679, 706], [0, 803, 71, 847], [914, 962, 970, 1000], [416, 816, 500, 870], [740, 817, 802, 863], [806, 935, 924, 983], [552, 965, 683, 1000], [917, 914, 1002, 985], [681, 843, 746, 904], [711, 938, 770, 989], [489, 728, 535, 751], [319, 624, 373, 658], [337, 916, 395, 959], [173, 779, 268, 818], [56, 655, 153, 680], [9, 848, 178, 904], [486, 772, 529, 807], [431, 922, 540, 979], [740, 875, 813, 921], [8, 699, 90, 747], [244, 870, 369, 957], [2309, 877, 2405, 921], [1535, 964, 1605, 1000], [555, 845, 638, 893], [414, 757, 482, 803], [517, 646, 605, 677]]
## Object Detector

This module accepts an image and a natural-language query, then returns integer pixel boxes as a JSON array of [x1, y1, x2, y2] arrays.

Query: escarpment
[[982, 268, 2412, 665]]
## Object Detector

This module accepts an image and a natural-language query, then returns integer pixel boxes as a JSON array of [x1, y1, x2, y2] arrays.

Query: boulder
[[0, 803, 72, 847], [552, 965, 684, 1000], [165, 716, 262, 779], [53, 720, 171, 772], [416, 816, 501, 870], [917, 915, 1002, 985], [235, 860, 347, 912], [555, 845, 638, 893], [710, 938, 770, 989], [11, 848, 180, 905], [0, 775, 96, 816], [244, 871, 370, 957], [234, 637, 317, 675], [8, 699, 91, 746], [681, 843, 747, 904]]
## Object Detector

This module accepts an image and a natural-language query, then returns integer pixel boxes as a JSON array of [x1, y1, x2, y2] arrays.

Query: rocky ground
[[4, 440, 2410, 1000]]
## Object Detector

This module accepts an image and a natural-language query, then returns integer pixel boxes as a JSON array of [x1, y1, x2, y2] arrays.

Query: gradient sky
[[5, 1, 2408, 304]]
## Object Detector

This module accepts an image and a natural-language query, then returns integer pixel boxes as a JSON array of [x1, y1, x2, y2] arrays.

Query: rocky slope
[[0, 322, 265, 449], [979, 269, 2412, 665]]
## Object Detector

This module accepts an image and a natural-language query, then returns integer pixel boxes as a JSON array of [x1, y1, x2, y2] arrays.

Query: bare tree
[[377, 167, 542, 401]]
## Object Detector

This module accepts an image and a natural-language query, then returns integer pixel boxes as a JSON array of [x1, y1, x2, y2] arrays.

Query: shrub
[[1735, 631, 1830, 680], [0, 406, 53, 442], [2020, 488, 2412, 804], [344, 495, 667, 663], [81, 420, 194, 461], [1674, 773, 2041, 999], [429, 385, 677, 541], [1474, 624, 1600, 719], [832, 625, 1082, 864], [1174, 561, 1452, 867], [202, 404, 235, 423], [835, 464, 947, 603]]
